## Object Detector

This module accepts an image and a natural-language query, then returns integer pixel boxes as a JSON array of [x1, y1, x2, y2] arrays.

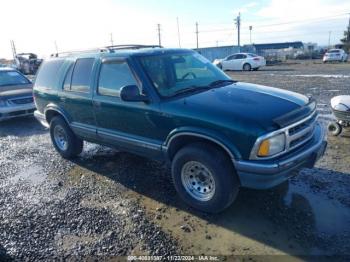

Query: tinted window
[[71, 58, 94, 93], [236, 54, 246, 59], [98, 62, 137, 97], [0, 70, 30, 87], [35, 59, 64, 89], [63, 64, 74, 90], [227, 55, 236, 60]]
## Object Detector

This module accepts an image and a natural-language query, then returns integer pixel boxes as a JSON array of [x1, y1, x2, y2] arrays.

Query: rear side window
[[70, 58, 94, 93], [35, 59, 64, 89], [98, 62, 137, 97]]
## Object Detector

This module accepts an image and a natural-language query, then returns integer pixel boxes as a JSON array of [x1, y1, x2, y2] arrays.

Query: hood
[[169, 82, 310, 132], [0, 84, 33, 99]]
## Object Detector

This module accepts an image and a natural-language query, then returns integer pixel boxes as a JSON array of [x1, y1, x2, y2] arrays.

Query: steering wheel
[[181, 72, 197, 80]]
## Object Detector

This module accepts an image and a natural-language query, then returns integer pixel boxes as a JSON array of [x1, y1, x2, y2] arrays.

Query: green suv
[[33, 45, 327, 213]]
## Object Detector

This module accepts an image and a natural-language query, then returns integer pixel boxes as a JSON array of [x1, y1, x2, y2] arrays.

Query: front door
[[93, 59, 163, 159]]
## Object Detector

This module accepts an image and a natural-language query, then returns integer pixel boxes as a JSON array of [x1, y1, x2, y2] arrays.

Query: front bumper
[[0, 103, 36, 121], [234, 123, 327, 189]]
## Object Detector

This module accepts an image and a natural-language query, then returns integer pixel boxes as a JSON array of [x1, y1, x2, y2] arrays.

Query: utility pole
[[157, 24, 161, 46], [235, 13, 241, 49], [249, 25, 253, 45], [195, 22, 199, 49], [176, 17, 181, 48], [328, 31, 332, 48], [110, 33, 114, 46]]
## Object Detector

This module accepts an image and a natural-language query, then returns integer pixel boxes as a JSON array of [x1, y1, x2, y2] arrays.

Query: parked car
[[33, 46, 326, 213], [213, 53, 266, 71], [0, 67, 35, 121], [323, 49, 348, 63]]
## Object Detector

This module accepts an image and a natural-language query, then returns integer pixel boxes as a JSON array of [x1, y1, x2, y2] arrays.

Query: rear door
[[61, 58, 97, 138], [236, 54, 247, 70]]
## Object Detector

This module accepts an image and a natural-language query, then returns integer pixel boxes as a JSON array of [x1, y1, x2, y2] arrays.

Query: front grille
[[9, 96, 34, 105], [287, 111, 317, 151]]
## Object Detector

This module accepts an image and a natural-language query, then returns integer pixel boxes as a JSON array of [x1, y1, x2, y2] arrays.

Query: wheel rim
[[243, 64, 250, 71], [181, 161, 215, 202], [53, 125, 68, 151]]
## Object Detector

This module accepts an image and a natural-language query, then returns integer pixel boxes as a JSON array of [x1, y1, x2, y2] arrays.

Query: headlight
[[257, 133, 286, 157], [0, 99, 7, 107]]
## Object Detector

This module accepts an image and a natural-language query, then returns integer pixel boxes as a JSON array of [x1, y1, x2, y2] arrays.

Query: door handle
[[93, 101, 101, 107]]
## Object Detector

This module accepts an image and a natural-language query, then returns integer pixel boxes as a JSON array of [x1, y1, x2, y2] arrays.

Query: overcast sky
[[1, 0, 350, 59]]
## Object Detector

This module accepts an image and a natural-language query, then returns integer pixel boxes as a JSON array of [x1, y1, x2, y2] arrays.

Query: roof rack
[[105, 44, 163, 50], [51, 47, 109, 58], [51, 44, 163, 57]]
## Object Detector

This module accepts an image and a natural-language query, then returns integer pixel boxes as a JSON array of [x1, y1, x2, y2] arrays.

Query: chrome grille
[[9, 96, 34, 105], [286, 111, 317, 151], [250, 110, 318, 160]]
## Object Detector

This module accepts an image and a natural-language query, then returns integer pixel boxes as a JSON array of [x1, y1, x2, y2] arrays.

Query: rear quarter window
[[34, 59, 65, 89]]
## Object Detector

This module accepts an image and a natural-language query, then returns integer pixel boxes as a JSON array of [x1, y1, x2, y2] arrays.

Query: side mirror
[[120, 85, 149, 102]]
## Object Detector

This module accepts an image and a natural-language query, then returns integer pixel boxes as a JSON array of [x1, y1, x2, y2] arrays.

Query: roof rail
[[105, 44, 163, 50], [50, 45, 163, 58], [50, 47, 109, 58]]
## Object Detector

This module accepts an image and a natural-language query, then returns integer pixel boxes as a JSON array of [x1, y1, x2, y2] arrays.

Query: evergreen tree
[[340, 17, 350, 52]]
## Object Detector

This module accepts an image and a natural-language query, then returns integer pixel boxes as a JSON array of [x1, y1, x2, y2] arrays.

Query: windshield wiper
[[209, 79, 236, 87], [170, 85, 210, 97]]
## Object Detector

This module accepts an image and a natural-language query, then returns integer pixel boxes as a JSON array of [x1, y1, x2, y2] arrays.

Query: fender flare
[[163, 127, 242, 160], [44, 104, 72, 124]]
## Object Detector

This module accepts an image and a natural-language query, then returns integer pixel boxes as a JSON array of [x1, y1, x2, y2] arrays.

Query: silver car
[[0, 67, 35, 121]]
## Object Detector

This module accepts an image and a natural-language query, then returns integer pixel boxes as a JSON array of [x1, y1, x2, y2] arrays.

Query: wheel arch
[[44, 104, 71, 125], [164, 128, 241, 162]]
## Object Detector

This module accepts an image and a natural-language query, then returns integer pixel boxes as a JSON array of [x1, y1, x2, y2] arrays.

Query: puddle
[[284, 181, 350, 236], [134, 192, 308, 256], [8, 164, 46, 186]]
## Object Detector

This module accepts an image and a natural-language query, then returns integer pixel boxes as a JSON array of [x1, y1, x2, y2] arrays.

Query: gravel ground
[[0, 61, 350, 261]]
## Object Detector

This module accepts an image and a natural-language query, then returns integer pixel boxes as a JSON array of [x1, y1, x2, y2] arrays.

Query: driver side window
[[98, 62, 138, 97]]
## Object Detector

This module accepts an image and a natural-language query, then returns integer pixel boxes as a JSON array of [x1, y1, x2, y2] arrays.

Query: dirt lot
[[1, 61, 350, 261]]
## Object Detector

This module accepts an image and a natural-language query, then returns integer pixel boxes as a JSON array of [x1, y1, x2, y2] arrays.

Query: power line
[[196, 13, 349, 34]]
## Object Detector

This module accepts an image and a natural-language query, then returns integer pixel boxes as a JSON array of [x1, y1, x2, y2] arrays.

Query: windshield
[[139, 52, 233, 98], [329, 50, 340, 53], [0, 70, 30, 87]]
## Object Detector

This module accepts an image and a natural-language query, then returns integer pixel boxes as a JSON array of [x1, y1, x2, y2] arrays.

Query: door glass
[[63, 64, 74, 90], [98, 62, 137, 97], [71, 58, 94, 93]]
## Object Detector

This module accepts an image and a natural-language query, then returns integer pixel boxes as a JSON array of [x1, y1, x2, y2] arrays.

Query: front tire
[[49, 116, 83, 159], [171, 143, 239, 213]]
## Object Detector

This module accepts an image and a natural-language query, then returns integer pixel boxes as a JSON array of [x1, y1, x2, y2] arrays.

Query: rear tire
[[171, 142, 240, 213], [243, 63, 251, 71], [49, 116, 83, 159], [328, 122, 342, 136]]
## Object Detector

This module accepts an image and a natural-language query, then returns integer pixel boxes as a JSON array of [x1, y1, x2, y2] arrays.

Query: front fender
[[164, 126, 242, 160]]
